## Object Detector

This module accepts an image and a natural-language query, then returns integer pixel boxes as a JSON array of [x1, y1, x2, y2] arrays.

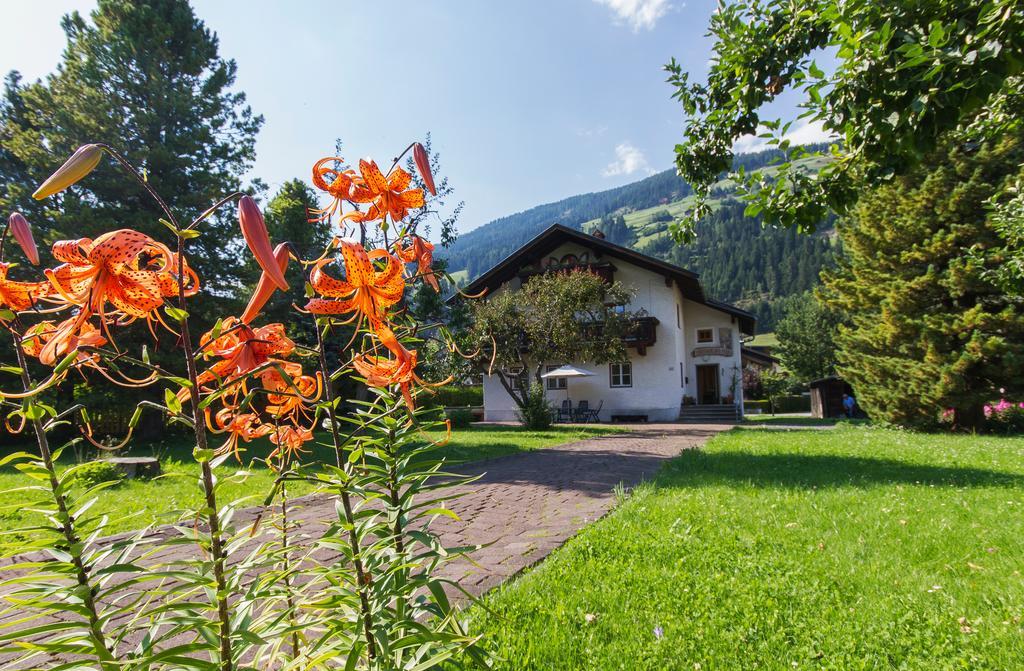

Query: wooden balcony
[[578, 315, 659, 355], [623, 316, 658, 355]]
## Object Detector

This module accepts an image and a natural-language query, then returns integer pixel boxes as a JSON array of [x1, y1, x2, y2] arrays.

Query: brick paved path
[[0, 422, 726, 664], [430, 423, 727, 597]]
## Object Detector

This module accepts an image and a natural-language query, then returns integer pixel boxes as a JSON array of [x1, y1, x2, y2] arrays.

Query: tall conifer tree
[[821, 132, 1024, 429], [1, 0, 262, 293]]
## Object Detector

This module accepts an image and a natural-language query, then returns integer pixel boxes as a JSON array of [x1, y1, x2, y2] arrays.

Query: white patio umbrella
[[540, 365, 595, 404]]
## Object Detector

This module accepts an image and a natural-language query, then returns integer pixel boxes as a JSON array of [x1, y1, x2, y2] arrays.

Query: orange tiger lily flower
[[412, 142, 437, 196], [267, 424, 314, 464], [239, 196, 288, 292], [354, 323, 451, 412], [241, 242, 290, 324], [395, 235, 439, 292], [209, 408, 272, 461], [44, 229, 198, 331], [309, 157, 360, 222], [353, 351, 420, 412], [194, 318, 295, 392], [22, 315, 107, 367], [23, 314, 155, 387], [305, 240, 405, 330], [343, 159, 425, 224], [259, 360, 321, 418], [7, 213, 39, 265], [0, 262, 49, 314]]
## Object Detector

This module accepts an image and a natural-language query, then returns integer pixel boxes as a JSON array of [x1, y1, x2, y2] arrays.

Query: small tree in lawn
[[760, 370, 791, 416], [466, 270, 633, 419], [774, 292, 843, 383]]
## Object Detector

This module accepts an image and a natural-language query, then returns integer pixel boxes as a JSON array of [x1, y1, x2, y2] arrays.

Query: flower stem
[[274, 444, 301, 661], [114, 141, 235, 670], [313, 319, 377, 661], [175, 233, 234, 671], [386, 424, 408, 623], [8, 325, 116, 669]]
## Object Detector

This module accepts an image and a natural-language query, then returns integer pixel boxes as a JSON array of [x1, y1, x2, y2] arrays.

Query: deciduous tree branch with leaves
[[465, 270, 634, 412]]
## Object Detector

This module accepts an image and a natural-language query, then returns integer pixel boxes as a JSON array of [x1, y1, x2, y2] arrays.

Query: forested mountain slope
[[441, 147, 836, 330]]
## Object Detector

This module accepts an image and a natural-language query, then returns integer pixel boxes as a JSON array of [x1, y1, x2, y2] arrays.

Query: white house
[[461, 224, 756, 423]]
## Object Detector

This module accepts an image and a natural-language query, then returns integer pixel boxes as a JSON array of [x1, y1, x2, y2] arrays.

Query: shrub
[[67, 460, 124, 489], [985, 399, 1024, 434], [433, 385, 483, 407], [517, 384, 553, 429], [744, 395, 810, 414], [446, 408, 475, 429]]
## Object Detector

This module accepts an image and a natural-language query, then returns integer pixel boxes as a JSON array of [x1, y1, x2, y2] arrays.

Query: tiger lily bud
[[32, 144, 104, 200], [413, 142, 436, 196], [238, 196, 288, 292], [7, 213, 39, 265], [241, 242, 289, 324]]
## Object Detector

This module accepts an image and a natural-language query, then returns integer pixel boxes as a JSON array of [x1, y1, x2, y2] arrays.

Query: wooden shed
[[809, 376, 853, 418]]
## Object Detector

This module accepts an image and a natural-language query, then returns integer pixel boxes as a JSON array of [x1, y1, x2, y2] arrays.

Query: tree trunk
[[954, 404, 985, 432]]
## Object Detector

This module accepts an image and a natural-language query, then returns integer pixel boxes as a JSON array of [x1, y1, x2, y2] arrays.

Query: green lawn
[[741, 414, 866, 427], [469, 426, 1024, 669], [747, 331, 779, 347], [0, 424, 620, 540]]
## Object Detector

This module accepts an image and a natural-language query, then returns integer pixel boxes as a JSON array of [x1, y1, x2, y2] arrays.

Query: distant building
[[741, 345, 780, 373], [809, 376, 853, 418], [460, 224, 756, 422]]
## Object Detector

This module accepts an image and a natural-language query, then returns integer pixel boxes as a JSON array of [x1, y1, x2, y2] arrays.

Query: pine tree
[[1, 0, 262, 296], [0, 0, 262, 434], [821, 131, 1024, 429]]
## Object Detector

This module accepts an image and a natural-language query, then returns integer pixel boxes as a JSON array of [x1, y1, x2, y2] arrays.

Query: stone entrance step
[[678, 404, 741, 423]]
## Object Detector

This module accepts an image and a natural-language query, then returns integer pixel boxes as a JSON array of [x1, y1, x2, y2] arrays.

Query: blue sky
[[0, 0, 824, 234]]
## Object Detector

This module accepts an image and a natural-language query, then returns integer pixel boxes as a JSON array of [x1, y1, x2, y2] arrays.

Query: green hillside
[[579, 155, 832, 246], [441, 147, 838, 330]]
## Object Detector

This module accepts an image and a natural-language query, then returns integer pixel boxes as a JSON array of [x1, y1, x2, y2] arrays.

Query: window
[[696, 327, 715, 344], [546, 364, 567, 390], [676, 304, 681, 329], [610, 362, 632, 388], [512, 372, 527, 391], [680, 362, 685, 387]]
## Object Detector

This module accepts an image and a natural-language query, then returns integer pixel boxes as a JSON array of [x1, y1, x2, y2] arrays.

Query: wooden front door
[[696, 364, 719, 405]]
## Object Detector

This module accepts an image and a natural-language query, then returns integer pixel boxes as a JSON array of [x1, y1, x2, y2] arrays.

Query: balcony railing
[[578, 315, 659, 355], [622, 316, 658, 355]]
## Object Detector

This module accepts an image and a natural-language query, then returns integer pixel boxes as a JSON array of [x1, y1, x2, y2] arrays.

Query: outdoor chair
[[575, 400, 604, 423], [576, 400, 602, 423], [556, 399, 573, 422]]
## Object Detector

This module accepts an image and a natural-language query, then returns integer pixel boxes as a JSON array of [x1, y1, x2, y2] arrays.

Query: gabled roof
[[454, 224, 756, 335], [741, 346, 779, 367]]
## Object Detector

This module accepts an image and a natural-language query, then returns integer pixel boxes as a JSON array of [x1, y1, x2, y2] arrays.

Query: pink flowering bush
[[984, 399, 1024, 434]]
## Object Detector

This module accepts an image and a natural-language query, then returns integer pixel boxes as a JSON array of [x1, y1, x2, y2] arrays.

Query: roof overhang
[[450, 224, 756, 336]]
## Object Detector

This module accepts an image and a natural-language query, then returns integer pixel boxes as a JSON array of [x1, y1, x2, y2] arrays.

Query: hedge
[[744, 395, 810, 414], [431, 385, 483, 408]]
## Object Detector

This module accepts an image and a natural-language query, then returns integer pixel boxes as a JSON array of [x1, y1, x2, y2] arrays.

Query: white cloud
[[732, 118, 836, 154], [594, 0, 672, 31], [603, 142, 655, 177]]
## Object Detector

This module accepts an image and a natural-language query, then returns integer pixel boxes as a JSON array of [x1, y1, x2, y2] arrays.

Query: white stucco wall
[[682, 301, 744, 408]]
